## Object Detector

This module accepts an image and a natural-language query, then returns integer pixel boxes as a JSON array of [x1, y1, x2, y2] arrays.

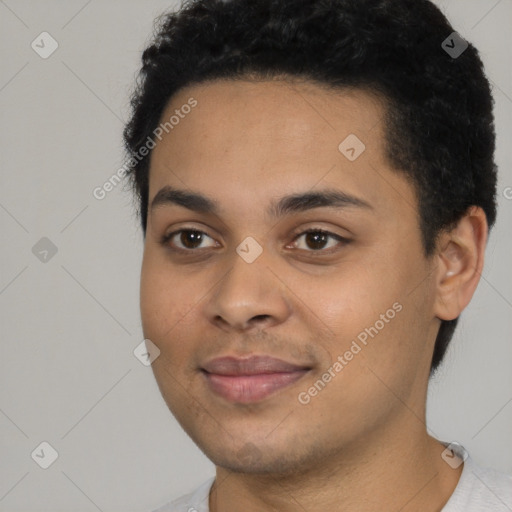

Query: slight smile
[[201, 355, 312, 403]]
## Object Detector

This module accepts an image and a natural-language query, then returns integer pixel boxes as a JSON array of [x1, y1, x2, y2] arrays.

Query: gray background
[[0, 1, 511, 511]]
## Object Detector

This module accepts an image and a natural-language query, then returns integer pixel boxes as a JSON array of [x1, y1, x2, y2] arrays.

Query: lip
[[201, 355, 311, 403]]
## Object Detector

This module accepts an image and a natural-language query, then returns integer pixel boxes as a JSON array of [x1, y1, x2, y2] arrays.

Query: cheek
[[299, 262, 390, 338], [332, 265, 434, 392], [140, 270, 198, 387], [140, 253, 198, 342], [298, 255, 429, 365]]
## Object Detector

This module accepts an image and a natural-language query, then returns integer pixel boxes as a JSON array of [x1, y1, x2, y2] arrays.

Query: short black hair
[[123, 0, 497, 373]]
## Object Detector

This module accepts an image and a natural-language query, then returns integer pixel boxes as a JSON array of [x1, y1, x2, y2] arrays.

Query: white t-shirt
[[152, 444, 511, 512]]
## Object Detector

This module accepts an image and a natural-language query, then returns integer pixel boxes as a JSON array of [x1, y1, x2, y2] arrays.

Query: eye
[[161, 229, 218, 251], [160, 227, 348, 255], [290, 229, 348, 252]]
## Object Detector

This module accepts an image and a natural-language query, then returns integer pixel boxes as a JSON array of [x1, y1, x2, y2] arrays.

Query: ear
[[433, 206, 488, 321]]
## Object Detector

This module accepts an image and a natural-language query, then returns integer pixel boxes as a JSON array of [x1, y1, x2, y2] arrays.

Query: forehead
[[148, 78, 414, 217]]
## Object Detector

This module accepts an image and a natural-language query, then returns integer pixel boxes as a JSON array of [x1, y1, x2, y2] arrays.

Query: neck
[[209, 418, 462, 512]]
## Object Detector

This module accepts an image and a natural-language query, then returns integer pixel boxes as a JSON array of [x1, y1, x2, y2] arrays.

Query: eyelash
[[160, 227, 349, 255]]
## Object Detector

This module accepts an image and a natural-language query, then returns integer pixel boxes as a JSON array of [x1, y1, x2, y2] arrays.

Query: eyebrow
[[149, 185, 373, 218]]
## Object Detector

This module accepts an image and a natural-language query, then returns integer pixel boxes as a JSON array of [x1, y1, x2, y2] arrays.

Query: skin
[[140, 78, 488, 511]]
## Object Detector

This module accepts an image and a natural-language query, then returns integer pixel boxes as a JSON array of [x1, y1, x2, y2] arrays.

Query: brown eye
[[162, 229, 217, 251], [304, 231, 329, 250], [292, 229, 347, 252], [179, 230, 204, 249]]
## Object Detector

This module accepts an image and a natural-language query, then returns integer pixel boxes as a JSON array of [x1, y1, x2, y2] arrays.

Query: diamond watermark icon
[[441, 442, 466, 469], [441, 32, 468, 59], [32, 237, 58, 263], [338, 134, 366, 161], [236, 236, 263, 263], [134, 339, 161, 366], [31, 32, 59, 59], [236, 442, 262, 465], [31, 441, 59, 469]]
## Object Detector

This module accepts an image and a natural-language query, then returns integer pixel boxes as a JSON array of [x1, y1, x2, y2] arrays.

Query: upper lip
[[201, 355, 311, 376]]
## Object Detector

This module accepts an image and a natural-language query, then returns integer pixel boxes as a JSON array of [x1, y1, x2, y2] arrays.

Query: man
[[123, 0, 511, 510]]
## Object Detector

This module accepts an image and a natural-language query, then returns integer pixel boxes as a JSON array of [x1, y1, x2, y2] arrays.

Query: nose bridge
[[205, 247, 290, 331]]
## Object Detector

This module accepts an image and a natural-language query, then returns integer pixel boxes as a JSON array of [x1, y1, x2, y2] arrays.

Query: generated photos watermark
[[92, 97, 197, 200], [298, 301, 403, 404]]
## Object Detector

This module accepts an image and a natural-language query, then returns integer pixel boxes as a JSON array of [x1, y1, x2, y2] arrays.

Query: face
[[140, 79, 441, 475]]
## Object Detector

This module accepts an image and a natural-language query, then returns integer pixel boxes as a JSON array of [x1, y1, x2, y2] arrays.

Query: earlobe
[[433, 206, 488, 321]]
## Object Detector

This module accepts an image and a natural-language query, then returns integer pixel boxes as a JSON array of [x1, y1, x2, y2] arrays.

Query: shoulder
[[465, 462, 512, 510], [442, 444, 512, 512], [151, 477, 215, 512]]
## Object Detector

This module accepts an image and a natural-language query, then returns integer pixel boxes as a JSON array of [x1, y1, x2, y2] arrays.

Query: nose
[[204, 249, 291, 333]]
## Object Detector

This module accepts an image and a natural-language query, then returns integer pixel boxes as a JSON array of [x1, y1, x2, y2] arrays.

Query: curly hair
[[123, 0, 497, 373]]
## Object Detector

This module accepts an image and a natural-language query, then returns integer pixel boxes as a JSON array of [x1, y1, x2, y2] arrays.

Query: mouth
[[201, 355, 312, 404]]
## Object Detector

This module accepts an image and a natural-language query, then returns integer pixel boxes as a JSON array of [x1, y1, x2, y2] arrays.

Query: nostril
[[252, 314, 271, 322]]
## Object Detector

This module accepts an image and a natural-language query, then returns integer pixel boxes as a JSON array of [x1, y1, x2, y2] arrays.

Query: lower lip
[[203, 370, 309, 403]]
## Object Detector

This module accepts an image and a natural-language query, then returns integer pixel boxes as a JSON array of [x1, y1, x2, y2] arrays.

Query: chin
[[210, 453, 301, 475], [200, 436, 322, 477]]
